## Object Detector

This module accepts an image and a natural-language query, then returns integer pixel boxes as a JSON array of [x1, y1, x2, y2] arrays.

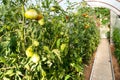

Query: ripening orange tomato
[[85, 25, 89, 29], [36, 13, 44, 20], [65, 16, 69, 20], [84, 24, 90, 29], [82, 13, 88, 18]]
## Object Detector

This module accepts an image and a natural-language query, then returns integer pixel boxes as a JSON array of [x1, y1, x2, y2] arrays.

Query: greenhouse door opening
[[94, 8, 110, 39]]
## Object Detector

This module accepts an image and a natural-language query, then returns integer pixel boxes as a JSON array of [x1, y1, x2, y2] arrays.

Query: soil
[[83, 52, 96, 80], [84, 44, 120, 80]]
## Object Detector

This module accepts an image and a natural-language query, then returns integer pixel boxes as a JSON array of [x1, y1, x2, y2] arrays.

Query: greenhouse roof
[[58, 0, 120, 15], [85, 0, 120, 15]]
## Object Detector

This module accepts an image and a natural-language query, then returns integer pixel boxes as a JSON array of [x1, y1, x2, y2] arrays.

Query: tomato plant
[[0, 0, 100, 80], [94, 8, 110, 25], [113, 28, 120, 64]]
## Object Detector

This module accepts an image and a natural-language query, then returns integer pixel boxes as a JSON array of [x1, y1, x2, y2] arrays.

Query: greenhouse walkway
[[90, 39, 115, 80]]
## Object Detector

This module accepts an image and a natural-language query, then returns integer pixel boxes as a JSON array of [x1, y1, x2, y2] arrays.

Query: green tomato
[[26, 46, 34, 57], [31, 54, 40, 63], [25, 9, 38, 19], [60, 44, 66, 52], [50, 7, 56, 11], [38, 19, 45, 26], [6, 25, 11, 30], [32, 40, 39, 46]]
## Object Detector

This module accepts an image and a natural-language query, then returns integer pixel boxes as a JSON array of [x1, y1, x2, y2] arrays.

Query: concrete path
[[90, 39, 115, 80], [100, 26, 109, 38]]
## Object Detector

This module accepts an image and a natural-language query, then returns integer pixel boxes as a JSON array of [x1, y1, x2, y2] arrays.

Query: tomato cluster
[[25, 9, 45, 26]]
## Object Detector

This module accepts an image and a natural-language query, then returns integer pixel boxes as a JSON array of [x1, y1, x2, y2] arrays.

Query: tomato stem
[[51, 37, 57, 50], [21, 1, 25, 52]]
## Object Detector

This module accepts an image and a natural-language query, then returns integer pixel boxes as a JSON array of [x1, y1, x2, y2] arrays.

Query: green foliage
[[94, 8, 110, 25], [113, 28, 120, 64], [0, 0, 100, 80]]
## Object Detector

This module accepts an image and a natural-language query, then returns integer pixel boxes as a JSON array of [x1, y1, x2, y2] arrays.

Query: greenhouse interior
[[0, 0, 120, 80]]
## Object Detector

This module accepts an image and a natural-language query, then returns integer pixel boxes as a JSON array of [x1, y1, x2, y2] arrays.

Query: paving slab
[[90, 39, 114, 80]]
